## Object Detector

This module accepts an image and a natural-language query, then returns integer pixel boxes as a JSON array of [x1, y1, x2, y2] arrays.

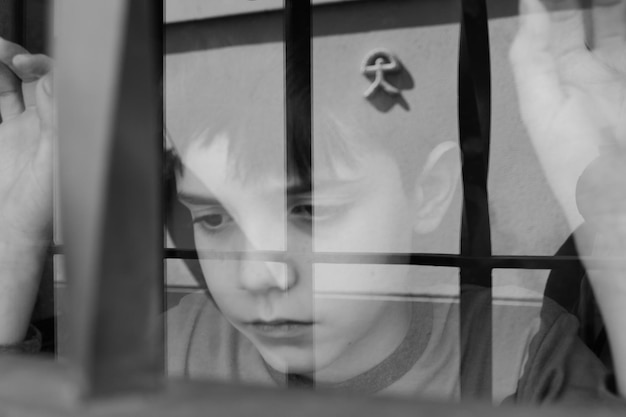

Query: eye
[[289, 203, 345, 223], [290, 204, 314, 218], [193, 209, 234, 233]]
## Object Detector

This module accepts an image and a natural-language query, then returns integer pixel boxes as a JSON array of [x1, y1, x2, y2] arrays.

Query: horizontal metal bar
[[161, 249, 604, 269], [49, 246, 622, 270]]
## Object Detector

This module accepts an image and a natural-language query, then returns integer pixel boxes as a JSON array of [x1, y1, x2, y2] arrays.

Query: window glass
[[162, 0, 626, 408], [163, 0, 464, 398]]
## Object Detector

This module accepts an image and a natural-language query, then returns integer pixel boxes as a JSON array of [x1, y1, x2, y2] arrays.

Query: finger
[[12, 54, 53, 83], [35, 73, 54, 131], [539, 0, 587, 57], [0, 62, 24, 120], [510, 0, 565, 125], [0, 37, 29, 74], [590, 0, 626, 50], [0, 38, 30, 120], [33, 73, 55, 168]]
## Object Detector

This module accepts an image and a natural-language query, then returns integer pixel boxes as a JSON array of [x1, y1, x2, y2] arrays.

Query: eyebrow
[[176, 191, 221, 207], [177, 178, 364, 206], [177, 185, 314, 206], [287, 178, 365, 196]]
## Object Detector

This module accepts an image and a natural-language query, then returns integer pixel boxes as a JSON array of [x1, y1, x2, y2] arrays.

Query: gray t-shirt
[[166, 287, 621, 405]]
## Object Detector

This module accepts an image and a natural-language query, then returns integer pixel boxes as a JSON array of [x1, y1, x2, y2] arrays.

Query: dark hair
[[165, 86, 362, 190], [164, 132, 205, 288]]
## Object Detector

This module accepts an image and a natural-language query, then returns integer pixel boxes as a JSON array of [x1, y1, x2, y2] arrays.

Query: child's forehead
[[180, 121, 370, 184], [179, 131, 400, 202]]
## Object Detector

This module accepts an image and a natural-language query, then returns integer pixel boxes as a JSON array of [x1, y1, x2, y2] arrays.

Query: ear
[[412, 141, 460, 234]]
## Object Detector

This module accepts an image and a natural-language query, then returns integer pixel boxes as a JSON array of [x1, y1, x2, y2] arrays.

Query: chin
[[258, 345, 319, 374]]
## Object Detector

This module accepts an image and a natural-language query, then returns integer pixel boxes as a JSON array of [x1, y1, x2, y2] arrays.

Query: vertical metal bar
[[57, 0, 163, 397], [457, 0, 493, 400], [284, 0, 314, 389], [22, 0, 51, 54], [0, 0, 23, 43], [284, 0, 312, 185]]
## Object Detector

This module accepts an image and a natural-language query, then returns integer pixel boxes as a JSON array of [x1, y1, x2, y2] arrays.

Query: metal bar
[[458, 0, 492, 282], [165, 250, 626, 271], [458, 0, 493, 400], [284, 0, 314, 388], [57, 0, 162, 397], [0, 0, 23, 44], [22, 0, 51, 54], [52, 245, 611, 270], [160, 249, 592, 269]]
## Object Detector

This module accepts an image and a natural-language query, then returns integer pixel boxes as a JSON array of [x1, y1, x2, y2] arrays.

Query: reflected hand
[[510, 0, 626, 231], [0, 38, 54, 344], [0, 38, 54, 244], [511, 0, 626, 395]]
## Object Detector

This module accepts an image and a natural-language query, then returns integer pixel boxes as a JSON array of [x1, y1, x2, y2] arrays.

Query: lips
[[247, 319, 315, 337]]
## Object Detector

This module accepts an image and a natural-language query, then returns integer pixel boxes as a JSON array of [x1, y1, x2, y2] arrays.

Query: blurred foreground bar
[[0, 354, 625, 417], [56, 0, 162, 397]]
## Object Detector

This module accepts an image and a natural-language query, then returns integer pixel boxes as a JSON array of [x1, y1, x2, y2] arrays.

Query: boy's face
[[177, 130, 424, 382]]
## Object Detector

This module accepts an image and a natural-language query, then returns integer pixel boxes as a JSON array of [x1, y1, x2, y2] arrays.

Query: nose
[[236, 215, 301, 293], [238, 260, 297, 293]]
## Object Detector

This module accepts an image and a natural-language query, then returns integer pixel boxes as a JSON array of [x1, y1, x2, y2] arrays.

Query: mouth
[[247, 319, 315, 337]]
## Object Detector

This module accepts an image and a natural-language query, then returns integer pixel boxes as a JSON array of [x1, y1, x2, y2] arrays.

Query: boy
[[0, 0, 625, 405]]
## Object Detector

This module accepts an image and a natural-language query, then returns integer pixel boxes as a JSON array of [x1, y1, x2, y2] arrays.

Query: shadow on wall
[[166, 0, 522, 55]]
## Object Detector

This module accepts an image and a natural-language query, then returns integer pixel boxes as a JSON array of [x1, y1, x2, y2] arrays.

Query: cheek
[[314, 264, 412, 296], [194, 229, 242, 291], [314, 192, 413, 253], [198, 260, 241, 304]]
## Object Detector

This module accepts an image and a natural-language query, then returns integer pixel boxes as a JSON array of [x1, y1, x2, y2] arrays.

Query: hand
[[0, 38, 54, 243], [510, 0, 626, 231], [0, 38, 54, 344], [510, 0, 626, 271], [510, 0, 626, 395]]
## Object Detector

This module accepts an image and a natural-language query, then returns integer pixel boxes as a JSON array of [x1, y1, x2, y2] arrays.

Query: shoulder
[[511, 295, 622, 405], [167, 291, 214, 327], [456, 285, 614, 404]]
